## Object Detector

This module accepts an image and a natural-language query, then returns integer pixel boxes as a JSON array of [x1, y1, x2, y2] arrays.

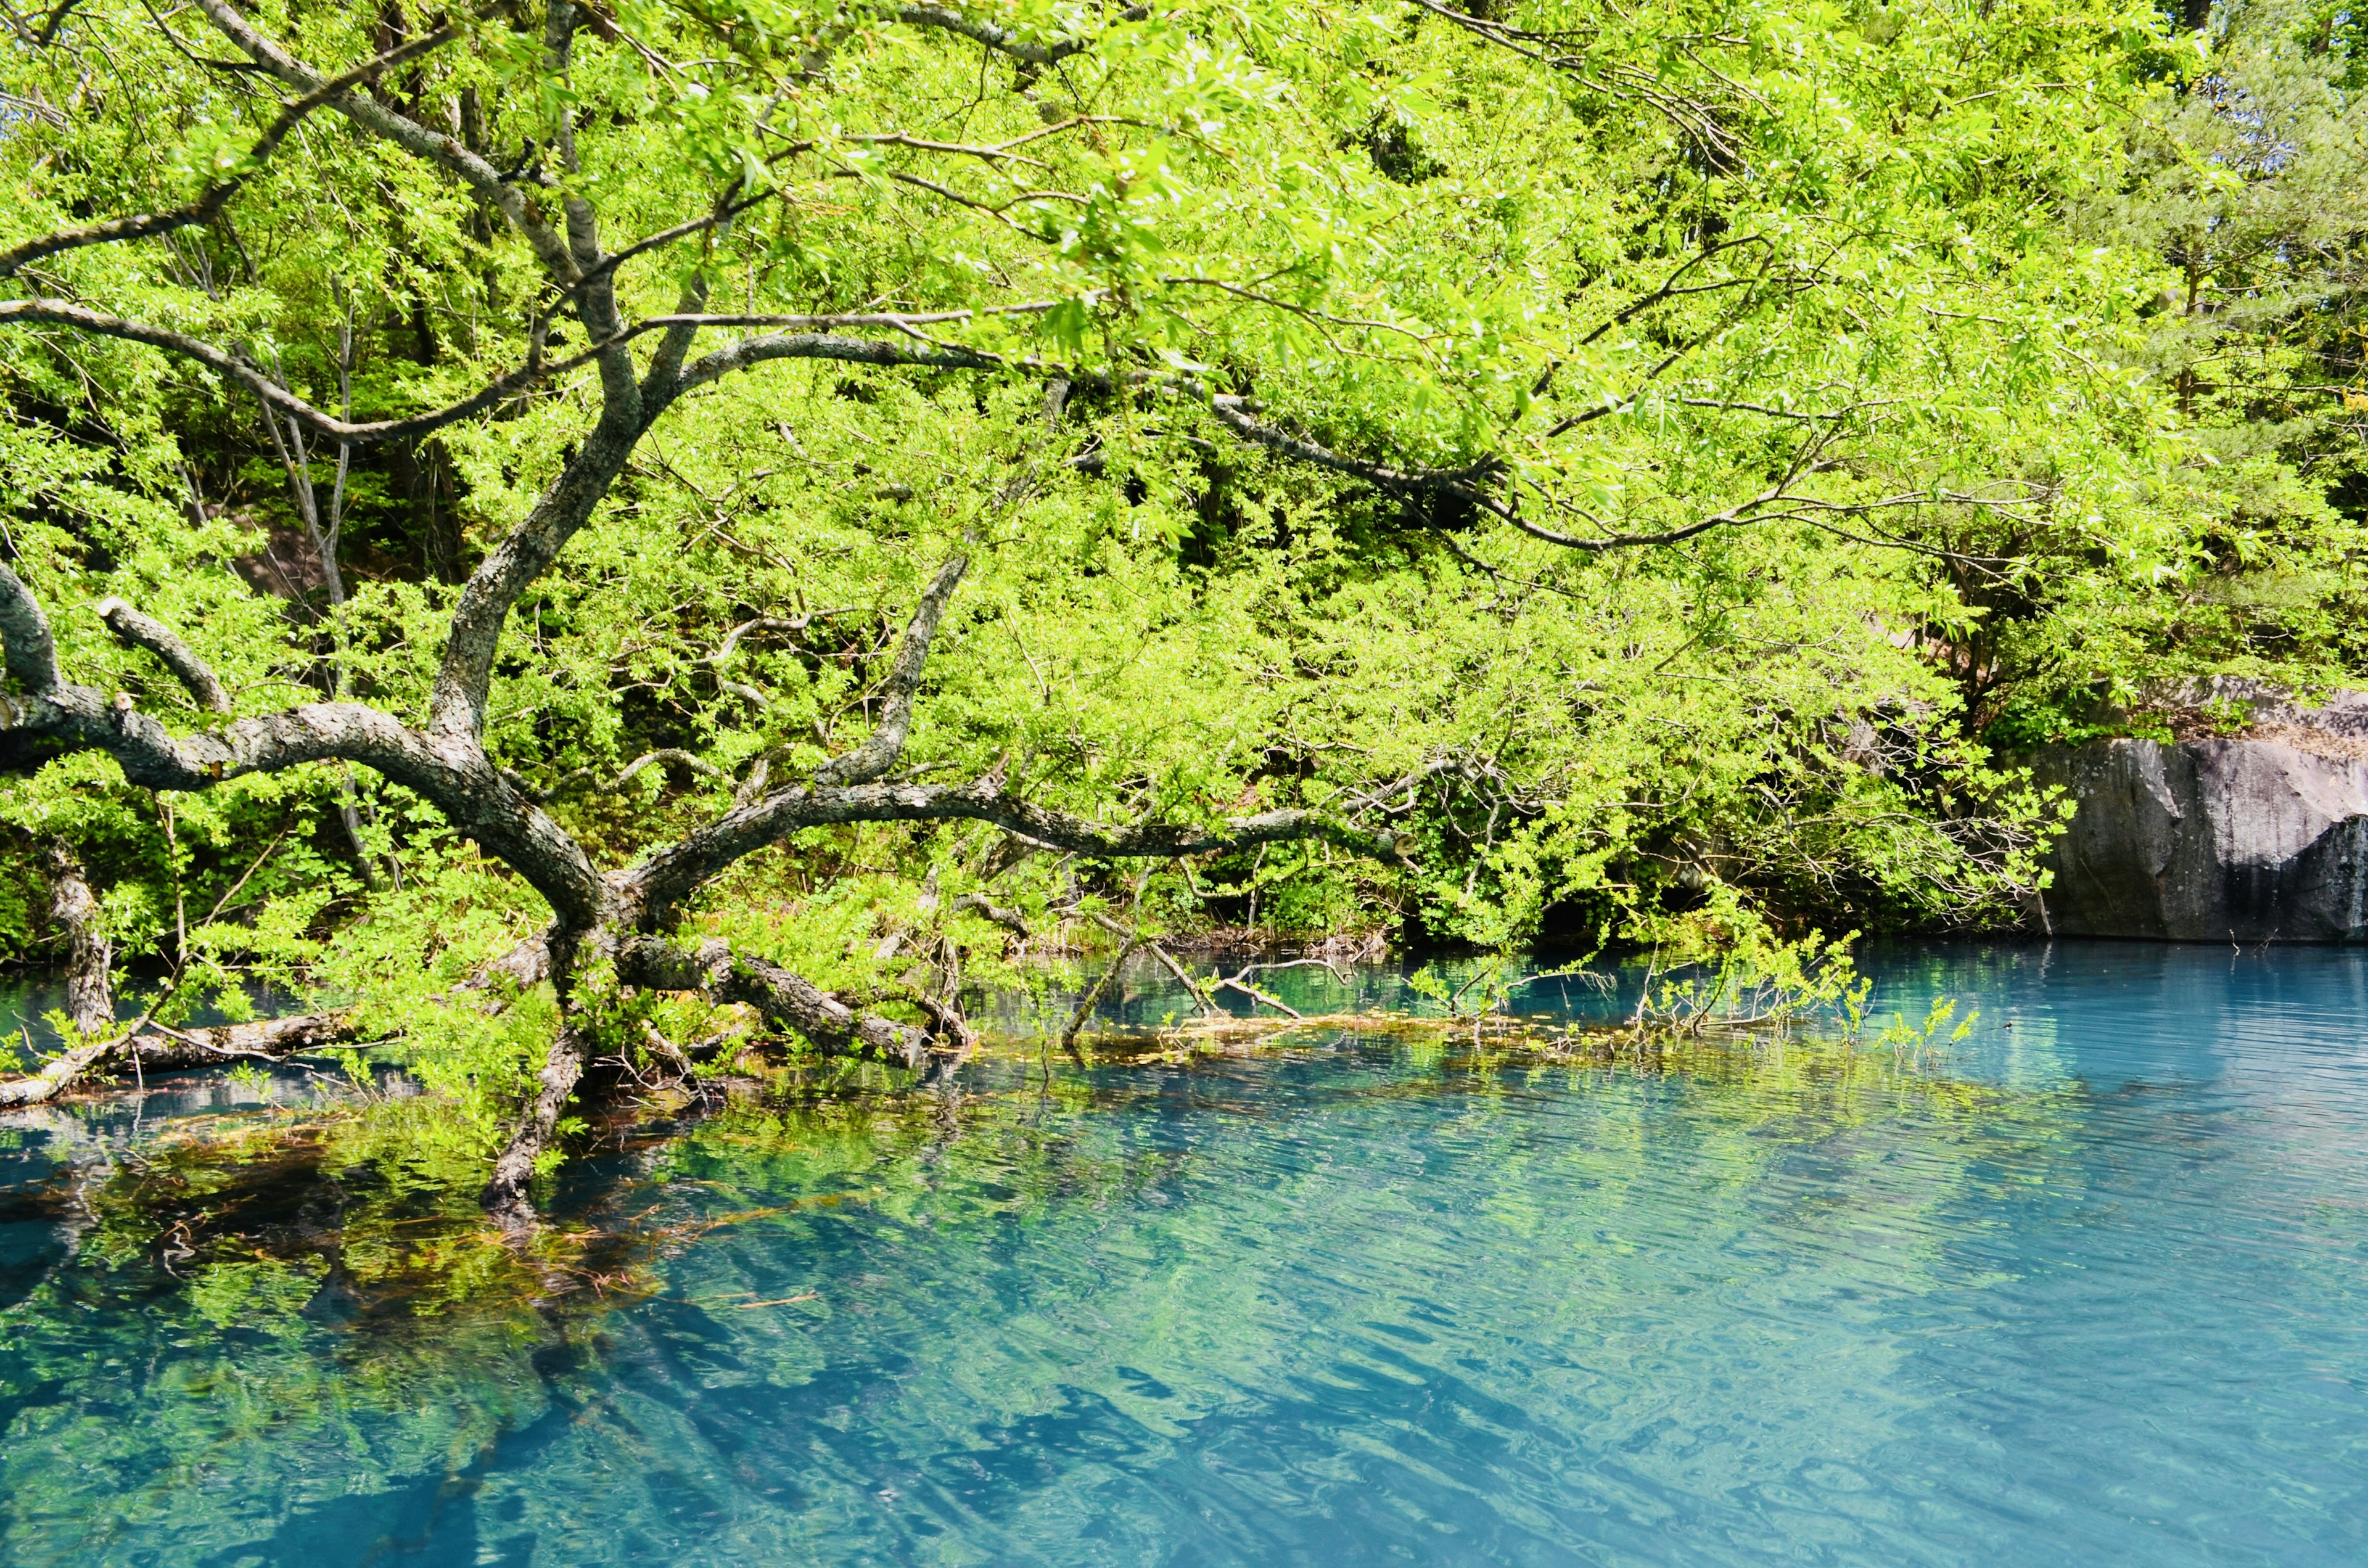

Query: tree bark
[[0, 1011, 360, 1109], [44, 842, 112, 1039], [479, 924, 598, 1228], [617, 935, 936, 1069]]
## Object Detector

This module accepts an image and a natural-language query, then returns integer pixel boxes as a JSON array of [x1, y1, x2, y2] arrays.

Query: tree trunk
[[480, 924, 596, 1229], [44, 841, 112, 1038]]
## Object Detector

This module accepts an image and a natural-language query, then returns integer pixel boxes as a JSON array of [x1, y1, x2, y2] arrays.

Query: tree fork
[[0, 0, 1437, 1228]]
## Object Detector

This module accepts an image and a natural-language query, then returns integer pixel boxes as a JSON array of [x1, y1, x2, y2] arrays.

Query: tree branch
[[536, 746, 724, 801], [615, 772, 1412, 932], [0, 562, 62, 693], [425, 415, 644, 741], [812, 551, 969, 786], [0, 588, 605, 926], [0, 1010, 360, 1107], [0, 20, 462, 278], [950, 890, 1029, 936], [43, 840, 112, 1039], [893, 3, 1147, 66], [617, 935, 935, 1069], [189, 0, 578, 281], [670, 329, 1017, 398], [0, 298, 557, 445], [96, 597, 232, 713]]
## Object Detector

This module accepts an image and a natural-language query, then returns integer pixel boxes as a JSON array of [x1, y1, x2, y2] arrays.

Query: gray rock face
[[2038, 736, 2368, 942]]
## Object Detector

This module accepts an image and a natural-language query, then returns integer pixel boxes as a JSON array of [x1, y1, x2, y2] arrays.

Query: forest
[[1, 0, 2363, 1221]]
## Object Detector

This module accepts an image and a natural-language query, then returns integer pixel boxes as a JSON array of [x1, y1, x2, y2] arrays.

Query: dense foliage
[[1, 0, 2362, 1200]]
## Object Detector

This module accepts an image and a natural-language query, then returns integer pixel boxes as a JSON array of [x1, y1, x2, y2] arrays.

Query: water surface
[[2, 942, 2364, 1566]]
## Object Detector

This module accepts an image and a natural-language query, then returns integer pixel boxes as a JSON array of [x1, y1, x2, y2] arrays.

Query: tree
[[0, 0, 2255, 1218]]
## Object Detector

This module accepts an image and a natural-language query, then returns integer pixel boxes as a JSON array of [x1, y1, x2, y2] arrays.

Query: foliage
[[0, 0, 2362, 1176]]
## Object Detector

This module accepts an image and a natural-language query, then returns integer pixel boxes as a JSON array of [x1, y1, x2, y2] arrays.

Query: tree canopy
[[1, 0, 2362, 1216]]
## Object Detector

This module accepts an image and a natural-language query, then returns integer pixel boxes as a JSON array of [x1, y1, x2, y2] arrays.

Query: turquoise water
[[2, 942, 2366, 1565]]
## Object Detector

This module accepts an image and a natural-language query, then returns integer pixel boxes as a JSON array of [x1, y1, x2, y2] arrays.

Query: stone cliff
[[2036, 684, 2368, 942]]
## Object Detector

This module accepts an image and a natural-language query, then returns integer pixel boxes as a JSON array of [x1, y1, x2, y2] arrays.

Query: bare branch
[[706, 612, 839, 663], [1174, 382, 1518, 523], [1505, 423, 1850, 551], [1214, 970, 1301, 1018], [670, 328, 1021, 396], [538, 747, 725, 801], [1080, 908, 1215, 1014], [95, 597, 232, 713], [1574, 234, 1770, 348], [0, 1004, 360, 1107], [950, 890, 1029, 936], [189, 0, 579, 281], [0, 298, 556, 445], [1059, 934, 1139, 1049]]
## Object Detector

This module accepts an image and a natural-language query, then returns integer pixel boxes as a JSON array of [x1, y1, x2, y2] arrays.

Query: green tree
[[0, 0, 2322, 1215]]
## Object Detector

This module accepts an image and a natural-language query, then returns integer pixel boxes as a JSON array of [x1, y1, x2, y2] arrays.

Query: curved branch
[[426, 415, 643, 741], [95, 597, 231, 713], [1194, 388, 1508, 512], [437, 302, 1072, 740], [537, 746, 724, 801], [951, 890, 1029, 936], [0, 21, 461, 278], [893, 3, 1146, 65], [189, 0, 577, 281], [812, 551, 969, 787], [615, 773, 1412, 932], [0, 591, 604, 924], [1182, 383, 1874, 556], [0, 298, 556, 444], [1, 294, 1083, 448]]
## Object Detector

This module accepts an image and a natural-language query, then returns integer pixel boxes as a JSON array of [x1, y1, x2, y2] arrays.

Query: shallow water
[[2, 942, 2366, 1566]]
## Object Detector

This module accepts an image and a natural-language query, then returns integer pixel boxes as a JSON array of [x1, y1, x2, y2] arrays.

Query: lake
[[2, 941, 2364, 1566]]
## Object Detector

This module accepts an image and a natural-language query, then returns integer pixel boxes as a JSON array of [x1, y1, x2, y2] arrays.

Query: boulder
[[2037, 683, 2368, 941]]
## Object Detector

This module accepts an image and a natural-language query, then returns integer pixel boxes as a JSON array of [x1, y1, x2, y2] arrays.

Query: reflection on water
[[2, 942, 2366, 1566]]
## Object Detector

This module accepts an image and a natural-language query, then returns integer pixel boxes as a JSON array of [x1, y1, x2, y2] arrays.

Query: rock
[[2037, 686, 2368, 941]]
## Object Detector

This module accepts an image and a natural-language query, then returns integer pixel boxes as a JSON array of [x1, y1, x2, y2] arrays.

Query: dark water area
[[2, 942, 2365, 1566]]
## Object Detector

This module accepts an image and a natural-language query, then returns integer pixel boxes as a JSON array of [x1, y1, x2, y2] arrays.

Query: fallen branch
[[0, 1011, 362, 1107], [619, 935, 939, 1070], [1058, 938, 1140, 1053]]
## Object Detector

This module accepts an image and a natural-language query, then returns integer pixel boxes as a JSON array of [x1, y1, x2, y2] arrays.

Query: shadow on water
[[3, 941, 2367, 1565]]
